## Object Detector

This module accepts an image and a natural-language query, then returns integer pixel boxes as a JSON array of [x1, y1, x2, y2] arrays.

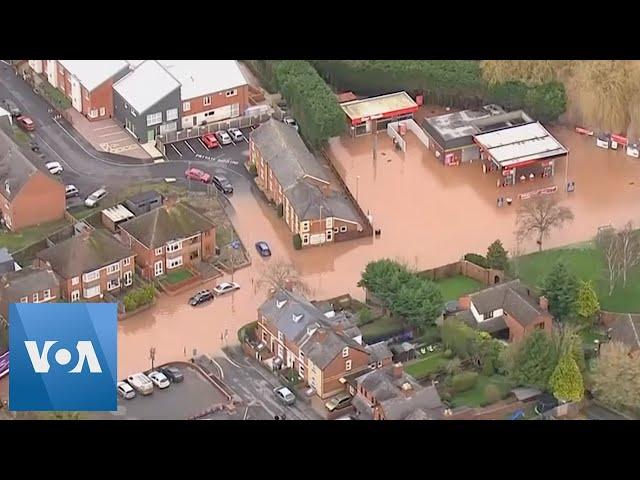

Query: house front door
[[147, 129, 155, 143], [154, 260, 164, 277]]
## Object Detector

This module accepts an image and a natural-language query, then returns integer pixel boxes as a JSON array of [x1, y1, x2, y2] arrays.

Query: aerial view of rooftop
[[1, 59, 639, 421]]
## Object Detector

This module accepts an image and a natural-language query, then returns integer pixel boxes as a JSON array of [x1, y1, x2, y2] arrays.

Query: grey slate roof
[[458, 310, 508, 333], [366, 341, 393, 364], [36, 230, 133, 279], [127, 189, 163, 205], [119, 202, 214, 249], [301, 328, 366, 370], [351, 393, 374, 420], [0, 127, 39, 201], [468, 279, 543, 327], [284, 180, 361, 224], [258, 289, 327, 343], [380, 385, 444, 420], [0, 267, 58, 299], [609, 314, 640, 351]]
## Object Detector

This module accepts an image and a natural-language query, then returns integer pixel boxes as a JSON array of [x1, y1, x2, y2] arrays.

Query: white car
[[65, 185, 79, 198], [117, 381, 136, 400], [148, 370, 170, 389], [283, 117, 299, 131], [45, 161, 63, 175], [126, 372, 154, 396], [215, 130, 232, 145], [213, 281, 240, 296], [227, 127, 244, 142], [85, 188, 107, 208]]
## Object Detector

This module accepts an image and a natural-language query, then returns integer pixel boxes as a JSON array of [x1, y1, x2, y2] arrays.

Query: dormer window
[[292, 313, 304, 323], [276, 298, 287, 309], [342, 347, 349, 358]]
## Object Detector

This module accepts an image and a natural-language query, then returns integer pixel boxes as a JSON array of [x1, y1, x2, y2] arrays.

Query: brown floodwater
[[117, 126, 640, 377]]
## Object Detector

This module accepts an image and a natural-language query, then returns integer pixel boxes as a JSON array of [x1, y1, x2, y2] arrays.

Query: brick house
[[158, 60, 249, 129], [118, 199, 215, 280], [30, 60, 130, 121], [0, 126, 65, 231], [250, 119, 364, 247], [350, 363, 445, 420], [458, 279, 553, 342], [257, 288, 371, 399], [0, 267, 60, 320], [35, 230, 135, 301]]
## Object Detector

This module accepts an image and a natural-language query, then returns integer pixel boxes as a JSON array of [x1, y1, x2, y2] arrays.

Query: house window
[[299, 351, 305, 362], [340, 226, 347, 233], [72, 276, 79, 286], [342, 347, 349, 358], [99, 107, 106, 116], [167, 256, 183, 269], [166, 242, 181, 252], [166, 108, 178, 121], [107, 279, 120, 290], [299, 364, 305, 376], [83, 270, 100, 282], [278, 331, 284, 342], [225, 89, 237, 97], [146, 112, 162, 126], [326, 217, 333, 229], [155, 247, 163, 256], [43, 289, 51, 300], [84, 285, 101, 298], [345, 360, 352, 371], [106, 263, 120, 274], [203, 96, 211, 106], [182, 101, 190, 112], [71, 290, 80, 302], [124, 103, 129, 110], [302, 234, 310, 245], [89, 109, 98, 118], [301, 221, 310, 233], [123, 257, 131, 267], [369, 363, 376, 369], [131, 109, 137, 117], [124, 271, 133, 286], [536, 322, 545, 330], [377, 361, 383, 368], [230, 103, 239, 117], [154, 260, 164, 277], [277, 344, 284, 359], [20, 296, 28, 303]]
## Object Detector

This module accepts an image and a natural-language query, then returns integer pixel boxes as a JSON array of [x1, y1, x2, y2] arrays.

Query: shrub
[[123, 293, 138, 312], [482, 361, 496, 376], [238, 321, 258, 343], [292, 234, 302, 250], [419, 325, 442, 345], [440, 391, 452, 402], [464, 253, 488, 268], [357, 307, 373, 325], [443, 349, 454, 359], [445, 358, 463, 376], [277, 203, 284, 218], [451, 371, 479, 393], [123, 285, 155, 312], [484, 384, 503, 404]]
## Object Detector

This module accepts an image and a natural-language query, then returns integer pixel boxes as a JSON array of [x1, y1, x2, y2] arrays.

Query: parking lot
[[92, 363, 229, 420], [163, 127, 254, 165]]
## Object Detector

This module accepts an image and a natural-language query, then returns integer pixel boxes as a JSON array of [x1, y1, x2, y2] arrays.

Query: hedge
[[311, 61, 566, 122], [238, 321, 258, 343], [464, 253, 489, 268], [123, 284, 156, 313], [451, 371, 479, 393], [292, 234, 302, 250]]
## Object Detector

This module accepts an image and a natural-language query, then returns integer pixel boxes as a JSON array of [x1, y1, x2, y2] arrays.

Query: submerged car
[[255, 241, 271, 257], [160, 366, 184, 383], [189, 289, 214, 306], [213, 282, 240, 296]]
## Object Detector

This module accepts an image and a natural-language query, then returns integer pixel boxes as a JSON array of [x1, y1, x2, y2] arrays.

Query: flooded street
[[117, 126, 640, 377]]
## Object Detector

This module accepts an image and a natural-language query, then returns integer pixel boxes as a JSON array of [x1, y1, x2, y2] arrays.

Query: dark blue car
[[255, 241, 271, 257]]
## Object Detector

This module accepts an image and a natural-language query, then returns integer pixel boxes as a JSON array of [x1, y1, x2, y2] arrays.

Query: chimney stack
[[392, 362, 403, 379], [164, 194, 178, 210], [539, 295, 549, 312]]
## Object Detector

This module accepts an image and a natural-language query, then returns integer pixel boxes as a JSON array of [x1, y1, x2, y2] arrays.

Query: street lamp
[[356, 175, 360, 203], [149, 347, 156, 370]]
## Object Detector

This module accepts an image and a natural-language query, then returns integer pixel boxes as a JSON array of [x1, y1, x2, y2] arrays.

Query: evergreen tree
[[576, 280, 600, 319], [511, 330, 558, 389], [549, 353, 584, 402], [540, 261, 579, 322], [486, 239, 508, 270]]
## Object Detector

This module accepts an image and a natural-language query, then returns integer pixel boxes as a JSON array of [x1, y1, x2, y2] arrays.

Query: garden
[[434, 275, 483, 302], [122, 284, 156, 313]]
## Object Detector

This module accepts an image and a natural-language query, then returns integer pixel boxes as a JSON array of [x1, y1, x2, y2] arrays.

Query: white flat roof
[[101, 204, 135, 223], [474, 122, 567, 167], [158, 60, 247, 100], [58, 60, 129, 92], [340, 91, 418, 121], [114, 61, 181, 113]]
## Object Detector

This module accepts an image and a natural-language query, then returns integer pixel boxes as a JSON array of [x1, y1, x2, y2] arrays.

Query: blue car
[[255, 241, 271, 257]]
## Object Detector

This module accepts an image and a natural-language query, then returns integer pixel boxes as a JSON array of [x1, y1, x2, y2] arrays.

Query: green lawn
[[514, 246, 640, 313], [163, 268, 193, 285], [40, 81, 72, 110], [67, 206, 99, 221], [435, 275, 483, 302], [450, 374, 513, 408], [360, 316, 406, 341], [215, 225, 234, 247], [404, 352, 448, 380], [0, 218, 70, 252]]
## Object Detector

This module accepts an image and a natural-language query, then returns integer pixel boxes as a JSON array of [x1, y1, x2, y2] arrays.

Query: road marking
[[230, 139, 236, 146], [243, 407, 249, 420], [184, 140, 196, 154], [211, 358, 224, 379], [223, 352, 243, 369], [0, 60, 9, 66], [99, 131, 128, 138], [35, 134, 82, 175], [244, 137, 249, 143], [170, 143, 182, 157], [198, 138, 207, 149], [93, 125, 120, 131]]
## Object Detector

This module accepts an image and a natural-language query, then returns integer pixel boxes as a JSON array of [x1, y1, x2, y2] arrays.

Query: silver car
[[117, 381, 136, 400], [227, 127, 244, 142], [274, 386, 296, 406], [215, 130, 232, 145]]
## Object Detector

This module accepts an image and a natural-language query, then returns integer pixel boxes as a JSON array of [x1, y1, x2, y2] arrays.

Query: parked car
[[45, 161, 63, 175], [274, 386, 296, 406], [227, 127, 244, 142], [535, 393, 560, 416], [201, 133, 219, 149], [148, 371, 170, 389], [255, 241, 271, 257], [283, 116, 298, 131], [215, 130, 232, 145], [85, 188, 108, 208], [65, 185, 79, 198], [189, 289, 214, 306], [212, 174, 233, 194], [126, 373, 154, 396], [117, 381, 136, 400], [325, 392, 352, 412], [17, 116, 35, 131], [185, 167, 212, 184], [160, 366, 184, 383], [213, 281, 240, 296], [2, 99, 21, 117]]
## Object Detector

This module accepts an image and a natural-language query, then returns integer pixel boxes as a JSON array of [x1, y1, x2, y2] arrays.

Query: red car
[[201, 133, 219, 149], [185, 167, 212, 183], [17, 116, 35, 131]]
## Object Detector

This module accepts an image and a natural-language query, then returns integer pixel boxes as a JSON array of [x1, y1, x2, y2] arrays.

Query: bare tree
[[515, 197, 574, 251], [595, 226, 622, 296], [618, 222, 640, 288], [256, 259, 311, 296]]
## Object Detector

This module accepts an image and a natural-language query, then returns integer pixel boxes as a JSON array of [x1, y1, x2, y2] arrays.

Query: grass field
[[450, 374, 513, 408], [404, 352, 448, 380], [163, 269, 193, 285], [435, 275, 483, 302], [514, 246, 640, 313], [360, 316, 406, 341], [0, 218, 70, 252]]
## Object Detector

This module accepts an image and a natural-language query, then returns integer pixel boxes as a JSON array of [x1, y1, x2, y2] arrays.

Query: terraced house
[[0, 267, 60, 320], [118, 198, 215, 280], [250, 119, 364, 247], [35, 230, 135, 301]]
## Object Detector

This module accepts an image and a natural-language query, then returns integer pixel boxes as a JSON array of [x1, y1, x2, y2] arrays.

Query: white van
[[126, 373, 154, 396]]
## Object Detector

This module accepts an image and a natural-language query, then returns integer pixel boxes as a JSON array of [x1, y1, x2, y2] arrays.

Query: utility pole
[[149, 347, 156, 371], [356, 175, 360, 203]]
